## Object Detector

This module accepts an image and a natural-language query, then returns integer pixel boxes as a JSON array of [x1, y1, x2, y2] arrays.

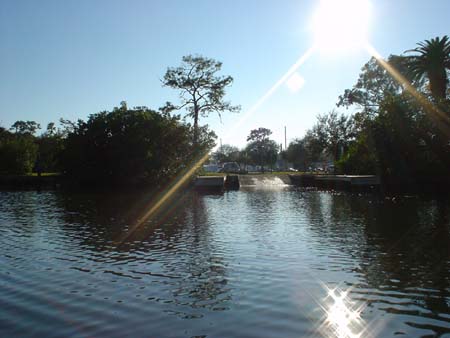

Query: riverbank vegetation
[[0, 55, 235, 188], [0, 103, 216, 188], [257, 36, 448, 189], [209, 37, 449, 191], [1, 37, 449, 191]]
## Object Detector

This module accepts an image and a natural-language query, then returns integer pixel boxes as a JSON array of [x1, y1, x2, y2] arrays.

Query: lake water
[[1, 186, 450, 337]]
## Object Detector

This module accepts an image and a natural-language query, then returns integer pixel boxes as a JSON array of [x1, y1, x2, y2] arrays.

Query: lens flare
[[286, 72, 306, 93]]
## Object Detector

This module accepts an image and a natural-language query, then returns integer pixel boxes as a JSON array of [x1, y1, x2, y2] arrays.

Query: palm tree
[[404, 36, 450, 100]]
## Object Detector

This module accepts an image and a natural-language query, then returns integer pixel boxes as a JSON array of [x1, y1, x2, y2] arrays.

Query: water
[[0, 187, 449, 337]]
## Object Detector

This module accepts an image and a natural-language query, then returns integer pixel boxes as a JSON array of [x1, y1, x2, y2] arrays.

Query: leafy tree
[[0, 128, 38, 174], [247, 127, 272, 144], [302, 130, 325, 164], [404, 36, 450, 100], [10, 120, 41, 135], [336, 133, 377, 175], [162, 55, 240, 143], [286, 138, 308, 170], [36, 122, 65, 173], [211, 144, 240, 163], [46, 122, 57, 136], [246, 128, 278, 172], [336, 37, 450, 184], [309, 110, 354, 163], [337, 57, 402, 117], [236, 149, 251, 171], [338, 90, 449, 181], [193, 125, 217, 153], [61, 104, 216, 187]]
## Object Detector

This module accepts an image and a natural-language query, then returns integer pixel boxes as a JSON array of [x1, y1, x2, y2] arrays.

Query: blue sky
[[1, 0, 449, 147]]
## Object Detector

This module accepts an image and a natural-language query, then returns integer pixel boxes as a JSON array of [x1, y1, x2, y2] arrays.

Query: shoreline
[[0, 173, 449, 196]]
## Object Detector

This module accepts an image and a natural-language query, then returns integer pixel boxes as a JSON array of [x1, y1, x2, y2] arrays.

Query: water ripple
[[0, 190, 449, 337]]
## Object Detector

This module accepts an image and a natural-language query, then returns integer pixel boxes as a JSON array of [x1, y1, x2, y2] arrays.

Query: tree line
[[284, 36, 450, 186], [212, 127, 280, 172], [2, 36, 448, 189], [0, 55, 238, 188]]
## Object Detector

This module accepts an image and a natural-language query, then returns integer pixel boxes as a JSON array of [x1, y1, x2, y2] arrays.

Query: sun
[[311, 0, 372, 54]]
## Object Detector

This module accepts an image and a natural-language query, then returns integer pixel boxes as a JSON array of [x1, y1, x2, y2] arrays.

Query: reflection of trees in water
[[301, 192, 450, 327], [243, 189, 278, 235], [53, 190, 195, 250], [171, 192, 230, 312], [53, 190, 230, 314], [0, 191, 54, 233], [300, 191, 368, 254], [357, 197, 450, 334]]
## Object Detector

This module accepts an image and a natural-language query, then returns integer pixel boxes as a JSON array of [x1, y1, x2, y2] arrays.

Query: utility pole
[[284, 126, 287, 150]]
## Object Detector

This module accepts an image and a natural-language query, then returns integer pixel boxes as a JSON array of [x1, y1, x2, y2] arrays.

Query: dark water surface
[[1, 187, 450, 337]]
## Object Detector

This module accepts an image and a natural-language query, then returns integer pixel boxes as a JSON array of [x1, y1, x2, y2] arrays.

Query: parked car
[[219, 162, 240, 173], [203, 164, 220, 172]]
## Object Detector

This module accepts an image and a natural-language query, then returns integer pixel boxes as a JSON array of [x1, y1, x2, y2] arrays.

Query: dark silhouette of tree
[[162, 55, 240, 144], [285, 138, 309, 170], [246, 127, 272, 144], [309, 110, 354, 163], [404, 36, 450, 100], [211, 144, 240, 163], [337, 57, 401, 113], [61, 104, 216, 187], [0, 123, 38, 174], [10, 120, 41, 135], [246, 128, 278, 172], [36, 122, 65, 173], [46, 122, 57, 136]]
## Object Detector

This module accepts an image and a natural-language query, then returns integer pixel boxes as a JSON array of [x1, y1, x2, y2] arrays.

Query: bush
[[0, 135, 38, 174], [61, 106, 216, 187]]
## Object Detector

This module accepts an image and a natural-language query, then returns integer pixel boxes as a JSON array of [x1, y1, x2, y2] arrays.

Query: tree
[[236, 149, 250, 171], [61, 104, 216, 187], [331, 37, 450, 188], [246, 128, 278, 172], [337, 57, 402, 116], [10, 120, 41, 135], [404, 36, 450, 100], [309, 110, 354, 163], [163, 55, 240, 143], [36, 122, 65, 173], [246, 127, 272, 144], [0, 128, 38, 174], [336, 133, 378, 175], [211, 144, 240, 163], [46, 122, 57, 136], [286, 138, 308, 170]]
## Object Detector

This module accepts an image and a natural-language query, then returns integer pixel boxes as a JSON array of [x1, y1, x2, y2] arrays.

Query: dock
[[194, 176, 225, 190]]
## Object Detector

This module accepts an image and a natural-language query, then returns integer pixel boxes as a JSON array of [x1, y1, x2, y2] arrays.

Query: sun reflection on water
[[319, 286, 366, 338]]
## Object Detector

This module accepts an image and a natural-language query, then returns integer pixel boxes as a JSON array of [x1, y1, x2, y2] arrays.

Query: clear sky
[[1, 0, 449, 147]]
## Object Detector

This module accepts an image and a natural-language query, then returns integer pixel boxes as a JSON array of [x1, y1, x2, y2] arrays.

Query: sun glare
[[312, 0, 372, 54], [319, 286, 366, 338]]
